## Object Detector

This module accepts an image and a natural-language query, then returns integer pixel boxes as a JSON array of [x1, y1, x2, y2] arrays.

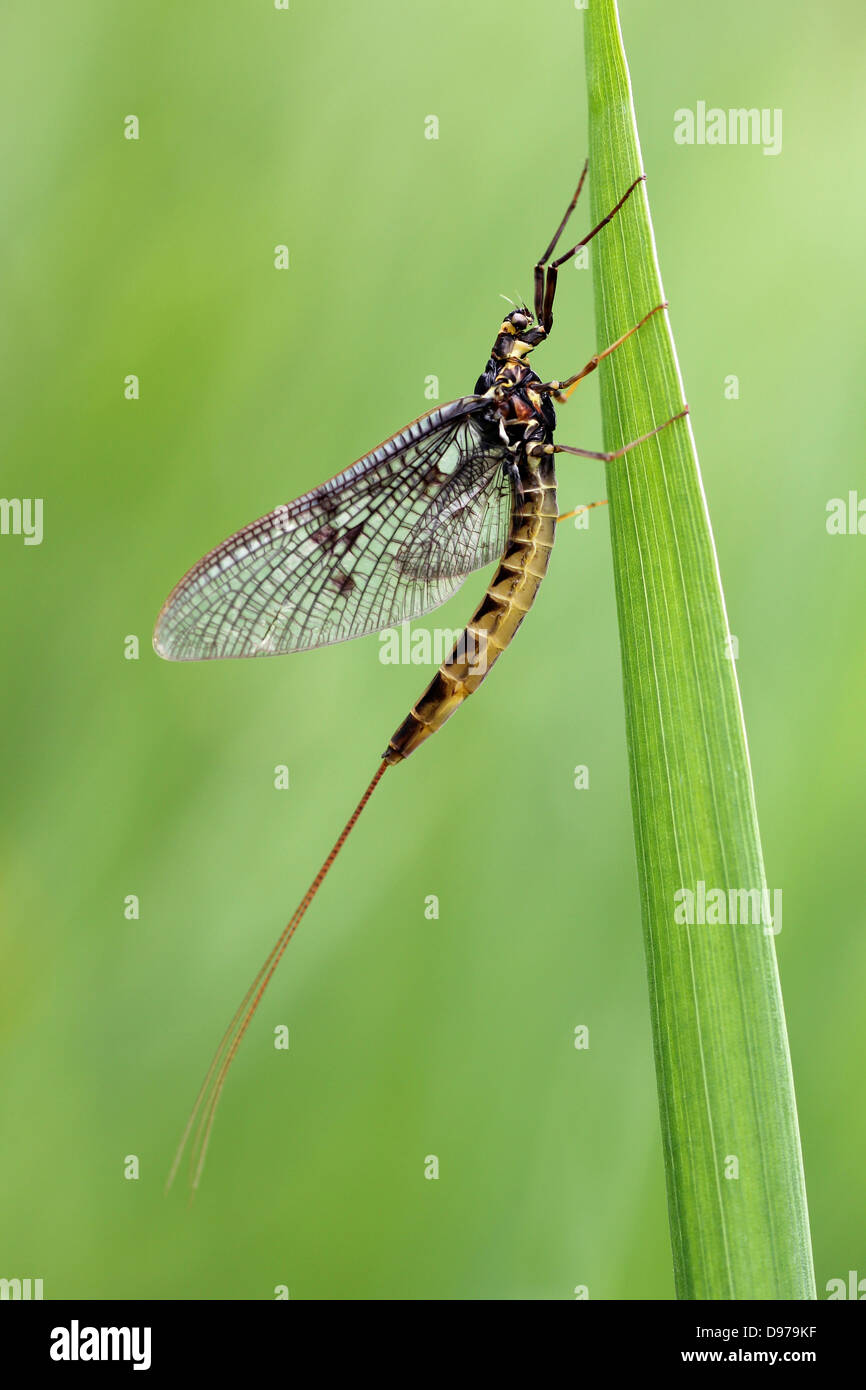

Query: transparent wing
[[153, 397, 513, 661]]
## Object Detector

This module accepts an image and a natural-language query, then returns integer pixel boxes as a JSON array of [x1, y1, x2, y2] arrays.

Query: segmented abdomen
[[383, 453, 557, 764]]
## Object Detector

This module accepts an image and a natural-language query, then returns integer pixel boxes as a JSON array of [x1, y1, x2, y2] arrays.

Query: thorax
[[474, 353, 557, 452]]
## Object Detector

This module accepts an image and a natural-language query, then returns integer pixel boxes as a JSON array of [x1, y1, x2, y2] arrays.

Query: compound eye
[[511, 311, 531, 331]]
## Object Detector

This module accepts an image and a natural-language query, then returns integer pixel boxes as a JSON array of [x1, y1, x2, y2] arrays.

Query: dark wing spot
[[309, 522, 338, 548], [334, 520, 365, 555], [328, 567, 356, 596]]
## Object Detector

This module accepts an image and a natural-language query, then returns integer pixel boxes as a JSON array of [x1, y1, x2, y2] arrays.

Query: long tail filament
[[166, 759, 389, 1195]]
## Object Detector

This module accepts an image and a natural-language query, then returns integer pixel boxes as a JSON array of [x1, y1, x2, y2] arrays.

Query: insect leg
[[534, 160, 589, 322], [551, 406, 689, 463], [535, 303, 668, 403], [557, 499, 608, 524], [541, 174, 646, 334]]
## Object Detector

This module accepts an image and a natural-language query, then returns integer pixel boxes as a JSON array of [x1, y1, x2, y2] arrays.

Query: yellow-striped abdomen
[[383, 452, 557, 764]]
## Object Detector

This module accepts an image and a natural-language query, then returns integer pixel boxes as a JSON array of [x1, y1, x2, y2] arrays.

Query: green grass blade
[[584, 0, 815, 1300]]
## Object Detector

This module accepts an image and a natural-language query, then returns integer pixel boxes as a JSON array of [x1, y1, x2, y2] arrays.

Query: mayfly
[[155, 163, 687, 1190]]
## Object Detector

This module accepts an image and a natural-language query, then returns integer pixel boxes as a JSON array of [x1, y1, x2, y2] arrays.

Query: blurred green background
[[1, 0, 864, 1300]]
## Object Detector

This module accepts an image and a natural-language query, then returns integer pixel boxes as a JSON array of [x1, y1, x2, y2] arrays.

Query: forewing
[[395, 448, 513, 584], [154, 398, 513, 661]]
